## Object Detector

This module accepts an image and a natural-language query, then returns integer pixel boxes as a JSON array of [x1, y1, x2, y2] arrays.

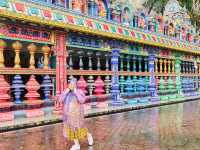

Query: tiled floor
[[0, 100, 200, 150]]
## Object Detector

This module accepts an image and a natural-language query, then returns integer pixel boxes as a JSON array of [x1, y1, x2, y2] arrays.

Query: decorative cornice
[[0, 0, 200, 54]]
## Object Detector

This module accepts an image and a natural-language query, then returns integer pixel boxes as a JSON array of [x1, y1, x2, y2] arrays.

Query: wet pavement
[[0, 101, 200, 150]]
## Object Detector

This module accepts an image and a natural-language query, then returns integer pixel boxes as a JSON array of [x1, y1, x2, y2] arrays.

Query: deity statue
[[164, 21, 169, 35], [123, 9, 130, 26], [168, 23, 174, 37], [187, 30, 193, 43], [182, 27, 186, 41], [37, 56, 44, 69], [97, 0, 106, 17], [139, 16, 145, 29], [157, 16, 164, 34], [72, 0, 82, 12]]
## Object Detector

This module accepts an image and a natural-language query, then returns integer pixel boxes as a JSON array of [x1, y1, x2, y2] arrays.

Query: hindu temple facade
[[0, 0, 200, 121]]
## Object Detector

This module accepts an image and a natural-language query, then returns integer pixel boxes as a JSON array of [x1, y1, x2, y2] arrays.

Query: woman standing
[[59, 78, 93, 150]]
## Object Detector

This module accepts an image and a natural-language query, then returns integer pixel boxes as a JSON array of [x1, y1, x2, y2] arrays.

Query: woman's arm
[[59, 88, 70, 103], [74, 89, 86, 104]]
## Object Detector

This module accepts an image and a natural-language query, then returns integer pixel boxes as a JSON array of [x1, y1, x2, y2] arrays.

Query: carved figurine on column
[[12, 41, 22, 69], [0, 40, 6, 68], [28, 43, 37, 69], [42, 45, 50, 69]]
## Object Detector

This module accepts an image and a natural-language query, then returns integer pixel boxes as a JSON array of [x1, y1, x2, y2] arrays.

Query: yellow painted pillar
[[28, 43, 37, 69], [159, 58, 163, 73], [42, 45, 50, 69], [12, 41, 22, 68], [0, 40, 6, 68], [164, 59, 167, 73], [155, 58, 158, 73], [168, 59, 171, 73], [172, 60, 175, 73]]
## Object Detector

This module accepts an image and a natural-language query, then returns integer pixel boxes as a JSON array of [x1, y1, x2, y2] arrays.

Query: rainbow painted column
[[148, 51, 159, 101], [111, 49, 124, 106]]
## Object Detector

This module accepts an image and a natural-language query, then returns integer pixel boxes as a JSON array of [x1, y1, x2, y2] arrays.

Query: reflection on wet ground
[[0, 101, 200, 150]]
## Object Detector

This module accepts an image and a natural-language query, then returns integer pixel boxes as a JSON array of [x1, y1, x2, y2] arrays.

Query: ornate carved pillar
[[12, 41, 22, 69], [155, 58, 158, 73], [138, 56, 142, 72], [159, 58, 163, 73], [172, 60, 175, 74], [175, 54, 183, 97], [87, 52, 94, 96], [120, 55, 125, 93], [96, 52, 101, 71], [54, 32, 67, 113], [78, 51, 84, 70], [28, 43, 37, 69], [168, 59, 171, 73], [148, 50, 159, 101], [111, 49, 123, 106], [105, 54, 111, 94], [42, 45, 50, 69], [164, 59, 167, 74], [144, 57, 148, 72], [133, 56, 136, 72]]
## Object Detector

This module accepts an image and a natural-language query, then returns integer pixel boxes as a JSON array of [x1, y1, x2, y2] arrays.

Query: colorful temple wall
[[0, 0, 200, 121]]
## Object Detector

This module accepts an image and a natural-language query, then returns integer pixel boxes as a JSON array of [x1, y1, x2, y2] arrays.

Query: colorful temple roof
[[0, 0, 200, 54]]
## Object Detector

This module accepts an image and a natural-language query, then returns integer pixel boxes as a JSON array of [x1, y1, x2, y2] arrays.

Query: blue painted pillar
[[107, 8, 111, 20], [148, 51, 160, 101], [111, 49, 124, 106]]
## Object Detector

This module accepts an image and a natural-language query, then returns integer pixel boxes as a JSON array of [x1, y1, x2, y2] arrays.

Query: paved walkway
[[0, 100, 200, 150], [1, 96, 199, 131]]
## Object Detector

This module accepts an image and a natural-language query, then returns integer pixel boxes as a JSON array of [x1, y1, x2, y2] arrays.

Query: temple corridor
[[0, 100, 200, 150]]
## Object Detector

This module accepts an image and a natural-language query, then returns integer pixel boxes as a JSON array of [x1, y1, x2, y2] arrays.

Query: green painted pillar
[[175, 54, 183, 98], [159, 76, 168, 100]]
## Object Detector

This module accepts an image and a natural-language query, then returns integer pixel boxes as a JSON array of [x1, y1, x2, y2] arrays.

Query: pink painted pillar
[[54, 31, 67, 113]]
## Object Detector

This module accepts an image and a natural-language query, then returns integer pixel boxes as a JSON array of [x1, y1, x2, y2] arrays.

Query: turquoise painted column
[[138, 56, 142, 72], [133, 55, 136, 72], [125, 56, 133, 97], [132, 55, 137, 94], [120, 55, 125, 93]]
